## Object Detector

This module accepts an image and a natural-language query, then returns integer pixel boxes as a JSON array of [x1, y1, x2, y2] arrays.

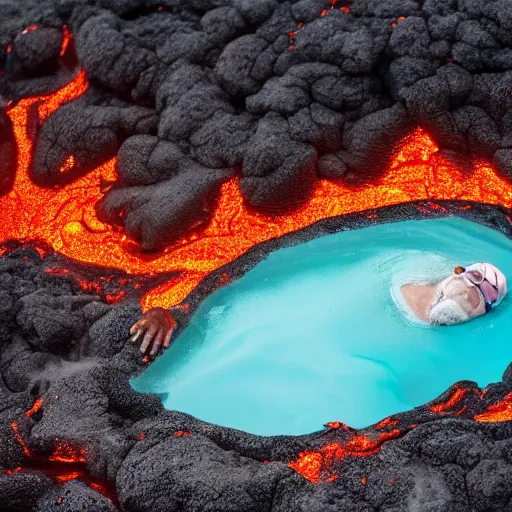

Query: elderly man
[[401, 262, 507, 325], [130, 262, 507, 356]]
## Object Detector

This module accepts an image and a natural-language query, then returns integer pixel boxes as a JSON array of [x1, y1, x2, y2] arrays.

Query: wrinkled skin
[[130, 307, 176, 357]]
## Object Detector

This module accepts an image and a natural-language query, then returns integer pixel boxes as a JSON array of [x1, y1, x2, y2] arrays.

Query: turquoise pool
[[131, 217, 512, 435]]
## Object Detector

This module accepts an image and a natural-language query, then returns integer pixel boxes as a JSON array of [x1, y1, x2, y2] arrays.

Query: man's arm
[[130, 307, 176, 357]]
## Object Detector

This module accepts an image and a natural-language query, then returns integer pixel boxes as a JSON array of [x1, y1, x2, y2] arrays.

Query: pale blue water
[[131, 217, 512, 436]]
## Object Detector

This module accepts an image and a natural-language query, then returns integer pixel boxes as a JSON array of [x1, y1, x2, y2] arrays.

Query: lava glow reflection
[[4, 71, 512, 313]]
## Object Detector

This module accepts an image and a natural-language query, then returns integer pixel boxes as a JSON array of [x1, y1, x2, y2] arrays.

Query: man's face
[[434, 274, 486, 319], [427, 262, 506, 326], [427, 274, 486, 326]]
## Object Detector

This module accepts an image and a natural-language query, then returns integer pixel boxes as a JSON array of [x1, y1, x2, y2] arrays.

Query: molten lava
[[10, 422, 31, 458], [9, 410, 117, 502], [4, 69, 512, 311], [289, 428, 405, 483], [430, 386, 469, 414], [49, 440, 87, 464], [25, 397, 43, 418], [290, 385, 512, 483], [474, 392, 512, 422]]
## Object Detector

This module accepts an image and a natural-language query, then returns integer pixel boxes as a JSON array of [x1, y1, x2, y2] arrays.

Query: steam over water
[[132, 218, 512, 435]]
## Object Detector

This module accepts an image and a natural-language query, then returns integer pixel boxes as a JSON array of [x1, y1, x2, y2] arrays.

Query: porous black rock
[[36, 480, 118, 512], [29, 91, 158, 187], [13, 27, 63, 73], [96, 166, 233, 250], [1, 471, 54, 512]]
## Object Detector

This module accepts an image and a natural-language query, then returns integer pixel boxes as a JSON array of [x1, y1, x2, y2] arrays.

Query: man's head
[[428, 262, 507, 326]]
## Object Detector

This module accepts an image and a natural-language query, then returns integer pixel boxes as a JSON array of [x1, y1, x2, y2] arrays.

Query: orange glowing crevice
[[376, 417, 399, 429], [289, 428, 404, 483], [21, 25, 38, 34], [11, 422, 31, 458], [5, 466, 22, 475], [4, 70, 512, 314], [323, 421, 354, 433], [474, 392, 512, 422], [25, 397, 43, 417], [49, 440, 87, 463], [55, 471, 81, 484], [174, 431, 191, 437], [60, 25, 72, 57], [430, 386, 469, 414], [89, 481, 110, 495]]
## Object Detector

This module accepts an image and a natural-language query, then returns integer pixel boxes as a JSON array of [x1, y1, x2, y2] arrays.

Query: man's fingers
[[140, 327, 157, 354], [130, 329, 143, 343], [163, 327, 175, 349], [150, 330, 165, 357], [130, 319, 147, 335]]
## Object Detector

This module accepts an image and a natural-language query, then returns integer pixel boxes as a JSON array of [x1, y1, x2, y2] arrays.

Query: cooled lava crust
[[3, 0, 512, 511]]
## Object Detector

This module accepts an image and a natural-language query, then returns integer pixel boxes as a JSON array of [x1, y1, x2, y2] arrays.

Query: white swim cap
[[463, 262, 507, 309]]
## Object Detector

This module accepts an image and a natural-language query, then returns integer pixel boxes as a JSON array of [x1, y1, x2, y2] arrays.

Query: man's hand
[[129, 307, 176, 357]]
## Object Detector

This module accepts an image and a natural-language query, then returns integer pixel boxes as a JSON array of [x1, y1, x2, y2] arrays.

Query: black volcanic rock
[[1, 0, 512, 234], [36, 480, 118, 512], [13, 27, 63, 73], [96, 166, 232, 250], [1, 471, 54, 512], [30, 91, 158, 187]]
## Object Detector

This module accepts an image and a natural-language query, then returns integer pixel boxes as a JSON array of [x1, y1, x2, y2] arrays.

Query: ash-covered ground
[[3, 0, 512, 511]]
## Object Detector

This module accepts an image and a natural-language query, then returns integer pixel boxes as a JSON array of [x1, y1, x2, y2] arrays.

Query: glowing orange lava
[[21, 25, 38, 34], [475, 392, 512, 422], [174, 431, 191, 437], [55, 471, 81, 484], [60, 25, 72, 57], [430, 386, 469, 414], [10, 422, 31, 458], [4, 466, 22, 475], [49, 440, 87, 463], [3, 69, 512, 313], [25, 397, 43, 418], [376, 417, 399, 429], [289, 429, 404, 482]]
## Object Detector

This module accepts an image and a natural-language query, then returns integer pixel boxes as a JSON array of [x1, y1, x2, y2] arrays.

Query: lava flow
[[4, 70, 512, 311], [290, 383, 512, 483], [9, 397, 116, 504], [289, 428, 405, 483], [475, 392, 512, 422]]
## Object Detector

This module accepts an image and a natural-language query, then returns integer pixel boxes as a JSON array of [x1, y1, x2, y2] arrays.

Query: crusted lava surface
[[3, 0, 512, 510]]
